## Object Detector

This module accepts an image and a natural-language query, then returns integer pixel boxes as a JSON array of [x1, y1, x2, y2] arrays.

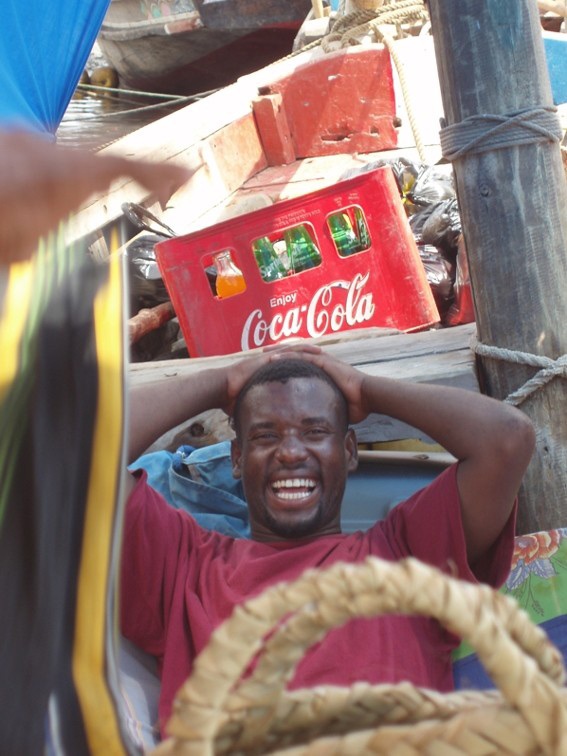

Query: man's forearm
[[359, 373, 535, 563], [360, 375, 526, 461], [127, 368, 226, 463]]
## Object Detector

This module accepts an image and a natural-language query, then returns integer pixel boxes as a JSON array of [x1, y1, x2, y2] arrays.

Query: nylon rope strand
[[440, 107, 562, 162], [470, 336, 567, 407]]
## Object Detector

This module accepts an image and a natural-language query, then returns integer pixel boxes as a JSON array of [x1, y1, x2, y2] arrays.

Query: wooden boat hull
[[97, 0, 311, 95]]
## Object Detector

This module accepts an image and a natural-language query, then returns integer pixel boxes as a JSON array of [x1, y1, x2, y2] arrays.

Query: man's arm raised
[[128, 345, 324, 463], [297, 350, 535, 565], [128, 368, 229, 465]]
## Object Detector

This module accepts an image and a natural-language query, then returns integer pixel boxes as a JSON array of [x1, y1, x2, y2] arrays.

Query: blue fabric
[[453, 614, 567, 690], [544, 35, 567, 106], [131, 442, 250, 539], [0, 0, 111, 135]]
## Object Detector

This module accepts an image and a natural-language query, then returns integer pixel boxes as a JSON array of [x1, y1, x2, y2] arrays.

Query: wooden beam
[[428, 0, 567, 533]]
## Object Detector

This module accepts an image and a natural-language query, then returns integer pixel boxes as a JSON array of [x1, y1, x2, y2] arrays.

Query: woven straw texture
[[350, 0, 387, 9], [152, 556, 567, 755]]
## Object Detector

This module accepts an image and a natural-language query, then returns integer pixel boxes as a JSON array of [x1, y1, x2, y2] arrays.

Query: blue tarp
[[544, 33, 567, 105], [0, 0, 111, 136]]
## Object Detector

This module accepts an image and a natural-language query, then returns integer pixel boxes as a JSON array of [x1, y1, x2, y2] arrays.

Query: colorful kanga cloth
[[453, 527, 567, 689]]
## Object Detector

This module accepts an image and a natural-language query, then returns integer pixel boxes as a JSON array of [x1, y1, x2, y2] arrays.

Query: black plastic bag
[[407, 165, 455, 209], [126, 233, 170, 313], [418, 243, 455, 319], [419, 198, 462, 254]]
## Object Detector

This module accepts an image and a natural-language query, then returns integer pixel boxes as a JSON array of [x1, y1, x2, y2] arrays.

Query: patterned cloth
[[453, 528, 567, 689]]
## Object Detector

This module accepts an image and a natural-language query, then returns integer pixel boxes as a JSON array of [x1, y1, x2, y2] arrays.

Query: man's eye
[[305, 428, 328, 437], [253, 432, 278, 441]]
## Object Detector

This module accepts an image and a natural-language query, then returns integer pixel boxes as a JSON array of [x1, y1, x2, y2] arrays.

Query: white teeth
[[271, 479, 317, 501], [276, 491, 312, 501], [272, 479, 316, 489]]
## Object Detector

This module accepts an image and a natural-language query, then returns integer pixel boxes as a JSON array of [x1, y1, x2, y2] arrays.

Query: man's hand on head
[[265, 346, 369, 424], [221, 344, 323, 415]]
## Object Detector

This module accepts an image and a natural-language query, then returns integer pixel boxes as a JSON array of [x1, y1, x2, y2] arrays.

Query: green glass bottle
[[252, 236, 287, 282], [354, 207, 371, 249], [327, 212, 361, 257], [284, 225, 322, 274]]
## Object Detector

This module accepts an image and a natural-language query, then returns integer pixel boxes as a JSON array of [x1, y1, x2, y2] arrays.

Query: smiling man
[[121, 346, 535, 737], [230, 359, 357, 541]]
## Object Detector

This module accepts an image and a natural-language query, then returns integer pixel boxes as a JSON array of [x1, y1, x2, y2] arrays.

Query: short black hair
[[231, 358, 348, 438]]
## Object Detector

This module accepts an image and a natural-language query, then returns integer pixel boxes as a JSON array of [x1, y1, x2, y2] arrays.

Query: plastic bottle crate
[[155, 166, 440, 357]]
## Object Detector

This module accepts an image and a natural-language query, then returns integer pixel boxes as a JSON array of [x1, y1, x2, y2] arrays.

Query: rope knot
[[441, 107, 562, 162], [471, 337, 567, 406]]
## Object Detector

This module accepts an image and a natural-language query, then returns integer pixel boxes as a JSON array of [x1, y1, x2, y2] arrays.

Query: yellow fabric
[[0, 260, 34, 402], [72, 252, 127, 755]]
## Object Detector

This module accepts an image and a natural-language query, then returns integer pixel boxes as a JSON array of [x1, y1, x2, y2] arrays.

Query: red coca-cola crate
[[155, 166, 439, 356]]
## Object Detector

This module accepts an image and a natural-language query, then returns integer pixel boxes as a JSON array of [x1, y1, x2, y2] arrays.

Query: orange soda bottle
[[213, 250, 246, 298]]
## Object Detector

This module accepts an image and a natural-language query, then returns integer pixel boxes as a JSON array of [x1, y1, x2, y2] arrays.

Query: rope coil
[[441, 107, 562, 161], [322, 1, 427, 51], [471, 337, 567, 406]]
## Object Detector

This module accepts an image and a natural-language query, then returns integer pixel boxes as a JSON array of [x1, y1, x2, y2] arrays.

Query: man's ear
[[231, 438, 242, 479], [345, 428, 358, 472]]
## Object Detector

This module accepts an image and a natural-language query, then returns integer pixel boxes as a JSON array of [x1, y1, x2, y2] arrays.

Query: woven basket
[[152, 556, 567, 755], [350, 0, 387, 9]]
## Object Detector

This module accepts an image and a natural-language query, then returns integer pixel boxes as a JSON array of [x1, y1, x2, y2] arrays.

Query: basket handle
[[159, 556, 567, 754]]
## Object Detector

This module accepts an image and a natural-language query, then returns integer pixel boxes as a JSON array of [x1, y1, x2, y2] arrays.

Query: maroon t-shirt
[[120, 465, 515, 735]]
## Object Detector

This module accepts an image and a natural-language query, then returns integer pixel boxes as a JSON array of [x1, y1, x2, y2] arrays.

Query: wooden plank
[[67, 40, 445, 245], [66, 45, 339, 238], [161, 113, 268, 236], [428, 0, 567, 533], [252, 94, 296, 165], [67, 111, 267, 245], [130, 323, 478, 445]]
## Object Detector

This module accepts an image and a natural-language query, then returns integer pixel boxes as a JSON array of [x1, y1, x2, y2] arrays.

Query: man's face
[[231, 377, 357, 542]]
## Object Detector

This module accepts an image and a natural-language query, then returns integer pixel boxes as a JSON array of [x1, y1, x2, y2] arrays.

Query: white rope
[[440, 107, 562, 162], [470, 337, 567, 406]]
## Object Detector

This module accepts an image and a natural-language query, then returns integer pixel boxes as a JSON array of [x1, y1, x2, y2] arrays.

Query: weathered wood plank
[[67, 40, 447, 245], [428, 0, 567, 532], [130, 323, 478, 445]]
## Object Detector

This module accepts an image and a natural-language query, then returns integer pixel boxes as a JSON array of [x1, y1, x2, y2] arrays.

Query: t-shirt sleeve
[[120, 471, 201, 657], [374, 463, 516, 588]]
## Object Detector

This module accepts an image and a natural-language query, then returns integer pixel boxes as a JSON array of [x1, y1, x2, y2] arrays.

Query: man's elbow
[[498, 408, 536, 472]]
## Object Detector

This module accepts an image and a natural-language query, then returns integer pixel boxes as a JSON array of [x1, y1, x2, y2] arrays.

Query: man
[[122, 346, 535, 735]]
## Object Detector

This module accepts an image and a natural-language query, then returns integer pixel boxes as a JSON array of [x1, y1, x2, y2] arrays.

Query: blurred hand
[[0, 129, 191, 264]]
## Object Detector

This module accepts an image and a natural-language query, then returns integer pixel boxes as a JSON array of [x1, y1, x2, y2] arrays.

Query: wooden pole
[[427, 0, 567, 533]]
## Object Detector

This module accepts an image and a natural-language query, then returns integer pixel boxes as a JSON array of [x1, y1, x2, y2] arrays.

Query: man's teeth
[[272, 479, 316, 500]]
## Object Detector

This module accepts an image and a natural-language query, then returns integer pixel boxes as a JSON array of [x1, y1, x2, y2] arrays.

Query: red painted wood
[[252, 94, 296, 165], [259, 47, 398, 158], [205, 113, 268, 191]]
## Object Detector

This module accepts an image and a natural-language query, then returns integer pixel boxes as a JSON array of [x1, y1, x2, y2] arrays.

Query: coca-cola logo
[[240, 272, 375, 351]]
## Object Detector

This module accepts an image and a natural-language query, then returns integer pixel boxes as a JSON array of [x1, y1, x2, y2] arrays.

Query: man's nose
[[275, 433, 309, 463]]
